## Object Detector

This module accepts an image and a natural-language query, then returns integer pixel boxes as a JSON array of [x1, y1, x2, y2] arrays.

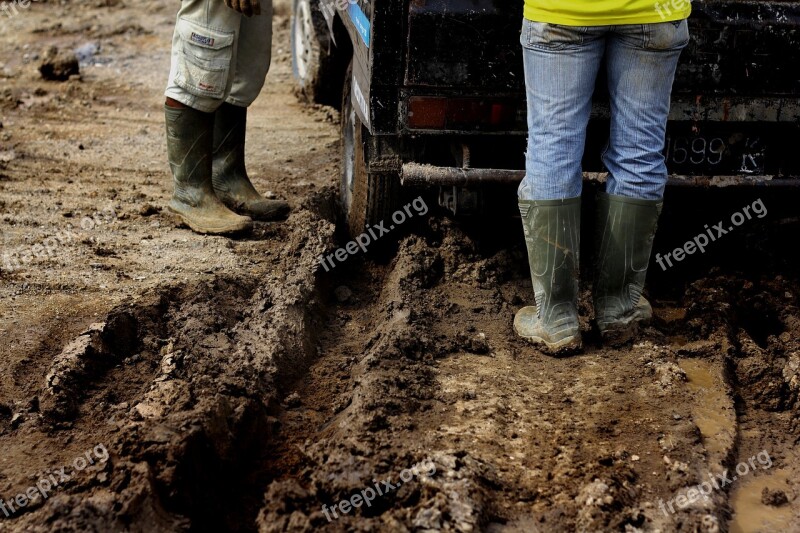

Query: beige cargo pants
[[164, 0, 273, 112]]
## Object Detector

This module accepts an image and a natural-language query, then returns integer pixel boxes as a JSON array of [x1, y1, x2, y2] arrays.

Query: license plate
[[663, 132, 767, 175]]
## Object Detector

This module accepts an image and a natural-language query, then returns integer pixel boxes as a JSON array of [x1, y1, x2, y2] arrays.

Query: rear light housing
[[407, 96, 522, 131]]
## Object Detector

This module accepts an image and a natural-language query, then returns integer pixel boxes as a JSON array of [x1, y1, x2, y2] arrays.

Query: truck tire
[[340, 62, 401, 239], [291, 0, 339, 107]]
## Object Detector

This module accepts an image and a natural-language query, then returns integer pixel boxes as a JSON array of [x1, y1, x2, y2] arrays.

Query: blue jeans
[[519, 19, 689, 201]]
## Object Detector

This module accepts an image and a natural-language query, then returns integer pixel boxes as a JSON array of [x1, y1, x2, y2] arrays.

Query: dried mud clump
[[39, 46, 80, 81]]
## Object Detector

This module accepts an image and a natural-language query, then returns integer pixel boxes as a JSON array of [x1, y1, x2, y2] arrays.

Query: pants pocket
[[521, 19, 588, 51], [174, 18, 235, 99], [645, 19, 690, 51]]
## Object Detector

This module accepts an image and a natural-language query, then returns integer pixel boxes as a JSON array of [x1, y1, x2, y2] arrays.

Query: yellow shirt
[[524, 0, 692, 26]]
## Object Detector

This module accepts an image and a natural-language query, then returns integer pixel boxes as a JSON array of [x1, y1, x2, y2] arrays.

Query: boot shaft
[[212, 102, 248, 183], [165, 105, 215, 206], [519, 197, 581, 321], [593, 192, 662, 327]]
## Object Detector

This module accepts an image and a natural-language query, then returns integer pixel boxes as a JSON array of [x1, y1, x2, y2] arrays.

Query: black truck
[[290, 0, 800, 236]]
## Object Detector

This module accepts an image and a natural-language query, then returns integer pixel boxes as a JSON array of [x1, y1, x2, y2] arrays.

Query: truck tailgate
[[678, 0, 800, 95], [405, 0, 524, 92]]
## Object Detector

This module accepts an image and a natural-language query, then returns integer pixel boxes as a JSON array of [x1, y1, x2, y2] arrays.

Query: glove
[[224, 0, 261, 17]]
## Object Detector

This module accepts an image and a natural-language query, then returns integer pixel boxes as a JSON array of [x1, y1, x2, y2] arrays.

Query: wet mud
[[1, 1, 799, 532]]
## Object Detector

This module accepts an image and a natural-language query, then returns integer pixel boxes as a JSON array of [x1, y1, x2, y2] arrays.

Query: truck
[[290, 0, 800, 236]]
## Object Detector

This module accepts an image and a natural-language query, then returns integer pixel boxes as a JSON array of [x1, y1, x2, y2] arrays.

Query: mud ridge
[[257, 227, 497, 532], [10, 193, 338, 532], [676, 270, 800, 528]]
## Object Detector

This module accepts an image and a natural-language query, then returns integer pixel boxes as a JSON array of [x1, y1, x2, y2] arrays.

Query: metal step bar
[[401, 163, 800, 188]]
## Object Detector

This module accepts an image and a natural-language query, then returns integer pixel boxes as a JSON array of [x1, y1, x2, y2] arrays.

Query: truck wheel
[[340, 63, 401, 239], [291, 0, 338, 107]]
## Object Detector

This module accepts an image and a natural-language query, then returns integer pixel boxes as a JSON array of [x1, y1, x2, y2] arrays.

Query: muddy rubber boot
[[212, 103, 290, 221], [593, 192, 663, 345], [165, 105, 253, 235], [514, 197, 583, 355]]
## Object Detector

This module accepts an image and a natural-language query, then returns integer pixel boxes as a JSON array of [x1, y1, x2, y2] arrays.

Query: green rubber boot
[[593, 192, 663, 345], [212, 103, 290, 221], [165, 105, 253, 235], [514, 197, 583, 354]]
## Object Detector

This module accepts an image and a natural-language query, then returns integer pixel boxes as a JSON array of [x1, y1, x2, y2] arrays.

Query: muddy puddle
[[730, 468, 794, 533], [678, 358, 736, 459]]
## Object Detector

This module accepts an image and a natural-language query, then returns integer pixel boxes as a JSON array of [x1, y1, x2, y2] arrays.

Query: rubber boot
[[165, 105, 253, 235], [212, 103, 290, 221], [514, 197, 583, 355], [593, 192, 663, 345]]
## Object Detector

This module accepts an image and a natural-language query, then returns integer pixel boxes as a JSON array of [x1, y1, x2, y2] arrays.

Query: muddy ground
[[1, 1, 799, 532]]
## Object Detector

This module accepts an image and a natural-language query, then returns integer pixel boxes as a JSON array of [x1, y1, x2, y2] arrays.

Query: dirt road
[[1, 1, 799, 532]]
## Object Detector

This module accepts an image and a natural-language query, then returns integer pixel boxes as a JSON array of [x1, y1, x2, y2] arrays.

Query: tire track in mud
[[6, 191, 340, 532], [677, 271, 800, 532], [254, 214, 800, 532], [6, 193, 800, 532]]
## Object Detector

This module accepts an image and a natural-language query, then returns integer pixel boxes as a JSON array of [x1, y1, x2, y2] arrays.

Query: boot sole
[[220, 199, 290, 222], [167, 206, 253, 235], [600, 326, 637, 347], [598, 315, 651, 347], [238, 205, 290, 222], [514, 327, 583, 356]]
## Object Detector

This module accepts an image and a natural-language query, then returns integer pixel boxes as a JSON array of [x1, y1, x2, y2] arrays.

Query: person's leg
[[165, 0, 242, 113], [212, 0, 290, 221], [593, 21, 688, 342], [226, 0, 273, 109], [519, 21, 604, 201], [515, 20, 605, 354], [602, 20, 688, 200], [163, 0, 252, 234]]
